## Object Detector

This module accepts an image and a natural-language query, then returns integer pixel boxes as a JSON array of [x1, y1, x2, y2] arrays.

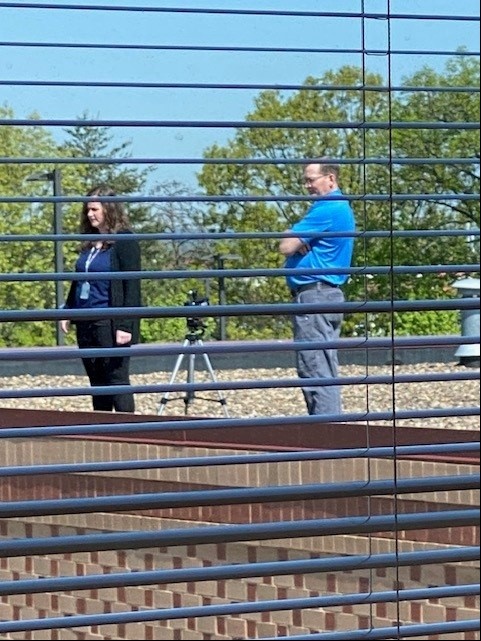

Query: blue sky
[[1, 0, 479, 187]]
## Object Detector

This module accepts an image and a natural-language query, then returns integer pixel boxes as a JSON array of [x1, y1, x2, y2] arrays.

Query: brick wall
[[1, 515, 479, 640], [0, 429, 479, 639]]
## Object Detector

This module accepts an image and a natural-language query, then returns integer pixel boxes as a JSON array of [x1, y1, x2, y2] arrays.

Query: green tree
[[385, 55, 479, 335], [198, 66, 389, 338], [0, 107, 155, 346], [0, 105, 63, 346], [0, 105, 215, 346], [139, 181, 217, 343], [60, 116, 222, 344], [61, 114, 153, 192], [60, 115, 154, 242], [197, 60, 480, 338]]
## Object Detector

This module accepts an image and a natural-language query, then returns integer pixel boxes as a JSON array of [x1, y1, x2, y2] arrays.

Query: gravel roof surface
[[1, 362, 479, 430]]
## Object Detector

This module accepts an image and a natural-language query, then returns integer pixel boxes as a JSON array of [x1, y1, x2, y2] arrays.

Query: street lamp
[[26, 169, 64, 346], [213, 253, 241, 341]]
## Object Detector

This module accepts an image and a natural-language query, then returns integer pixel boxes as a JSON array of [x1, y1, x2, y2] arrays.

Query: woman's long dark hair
[[79, 185, 131, 250]]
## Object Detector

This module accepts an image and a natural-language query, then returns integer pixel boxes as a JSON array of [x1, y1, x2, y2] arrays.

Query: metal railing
[[0, 2, 479, 639]]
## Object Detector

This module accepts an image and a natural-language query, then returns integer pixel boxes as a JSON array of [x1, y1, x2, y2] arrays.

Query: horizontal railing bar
[[1, 298, 479, 324], [1, 442, 478, 479], [0, 509, 477, 558], [0, 546, 477, 597], [3, 156, 479, 166], [1, 79, 479, 94], [1, 230, 479, 243], [270, 618, 481, 640], [1, 407, 479, 440], [0, 374, 476, 399], [0, 4, 478, 21], [1, 41, 479, 58], [2, 118, 480, 130], [1, 193, 479, 205], [2, 369, 480, 401], [1, 263, 479, 283], [1, 334, 477, 358], [1, 40, 479, 57], [0, 335, 479, 363], [0, 583, 478, 634], [2, 474, 477, 518]]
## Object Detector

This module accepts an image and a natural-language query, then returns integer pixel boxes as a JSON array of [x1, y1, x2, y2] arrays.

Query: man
[[279, 160, 355, 416]]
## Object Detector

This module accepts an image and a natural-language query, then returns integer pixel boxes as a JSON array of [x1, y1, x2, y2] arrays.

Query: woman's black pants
[[75, 320, 135, 413]]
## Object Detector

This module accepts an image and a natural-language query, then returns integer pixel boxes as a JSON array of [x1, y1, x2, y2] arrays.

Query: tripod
[[157, 329, 229, 417]]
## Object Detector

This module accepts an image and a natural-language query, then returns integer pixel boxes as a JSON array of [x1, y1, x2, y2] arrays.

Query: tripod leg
[[184, 352, 196, 415], [198, 341, 229, 418], [157, 341, 188, 415]]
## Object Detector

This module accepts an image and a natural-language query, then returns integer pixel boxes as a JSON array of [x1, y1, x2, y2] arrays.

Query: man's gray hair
[[317, 157, 340, 179]]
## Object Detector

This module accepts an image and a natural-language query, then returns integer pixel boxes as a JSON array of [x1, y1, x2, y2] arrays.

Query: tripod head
[[184, 289, 210, 339], [158, 289, 229, 417]]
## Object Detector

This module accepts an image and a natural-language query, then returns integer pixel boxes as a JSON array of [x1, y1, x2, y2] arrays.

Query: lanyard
[[85, 246, 101, 272]]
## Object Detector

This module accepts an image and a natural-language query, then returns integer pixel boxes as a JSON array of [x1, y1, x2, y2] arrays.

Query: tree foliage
[[197, 59, 480, 338], [0, 106, 218, 346], [139, 180, 218, 344], [0, 105, 63, 346], [0, 108, 154, 346], [1, 56, 479, 347]]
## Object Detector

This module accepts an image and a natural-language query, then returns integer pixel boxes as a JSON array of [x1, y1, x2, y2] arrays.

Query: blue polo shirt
[[285, 189, 355, 290]]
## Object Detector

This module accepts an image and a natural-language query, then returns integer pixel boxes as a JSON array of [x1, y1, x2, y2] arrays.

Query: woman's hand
[[60, 319, 70, 334], [116, 329, 132, 345]]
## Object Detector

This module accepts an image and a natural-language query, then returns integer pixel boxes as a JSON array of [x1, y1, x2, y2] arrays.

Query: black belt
[[290, 281, 339, 297]]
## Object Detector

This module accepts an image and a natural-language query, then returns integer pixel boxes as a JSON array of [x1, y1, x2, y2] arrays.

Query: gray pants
[[292, 283, 344, 416]]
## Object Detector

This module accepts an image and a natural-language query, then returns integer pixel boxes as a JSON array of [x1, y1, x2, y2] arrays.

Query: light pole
[[26, 169, 65, 346], [213, 253, 240, 341]]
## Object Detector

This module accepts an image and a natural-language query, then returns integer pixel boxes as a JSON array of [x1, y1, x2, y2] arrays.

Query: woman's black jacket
[[64, 230, 141, 343]]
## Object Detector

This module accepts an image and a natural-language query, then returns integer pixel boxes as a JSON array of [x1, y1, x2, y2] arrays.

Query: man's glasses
[[303, 174, 327, 186]]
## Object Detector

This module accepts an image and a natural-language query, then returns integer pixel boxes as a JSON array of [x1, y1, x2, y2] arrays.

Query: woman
[[60, 185, 141, 412]]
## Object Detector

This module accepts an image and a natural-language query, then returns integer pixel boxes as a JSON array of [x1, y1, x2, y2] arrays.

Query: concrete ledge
[[0, 340, 459, 378], [1, 407, 478, 466]]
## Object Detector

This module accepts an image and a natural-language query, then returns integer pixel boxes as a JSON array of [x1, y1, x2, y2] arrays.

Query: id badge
[[79, 281, 91, 300]]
